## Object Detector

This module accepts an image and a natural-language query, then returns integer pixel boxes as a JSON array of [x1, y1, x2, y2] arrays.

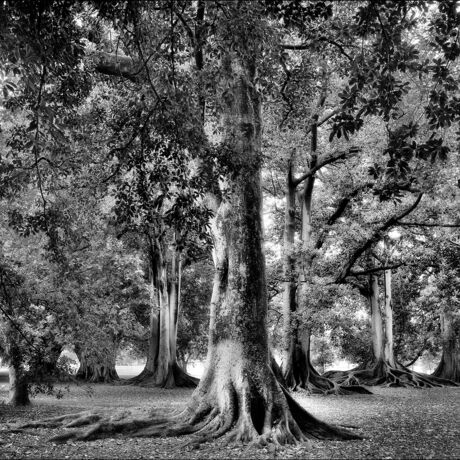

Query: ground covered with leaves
[[0, 380, 458, 459]]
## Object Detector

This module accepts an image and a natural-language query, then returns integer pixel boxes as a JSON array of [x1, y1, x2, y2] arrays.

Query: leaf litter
[[0, 383, 458, 459]]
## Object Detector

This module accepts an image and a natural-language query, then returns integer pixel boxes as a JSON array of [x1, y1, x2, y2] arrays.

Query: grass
[[0, 374, 459, 459]]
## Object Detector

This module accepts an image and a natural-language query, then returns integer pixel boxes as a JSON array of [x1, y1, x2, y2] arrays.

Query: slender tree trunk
[[369, 268, 384, 363], [282, 120, 361, 393], [145, 295, 160, 375], [154, 254, 173, 386], [433, 308, 460, 383], [383, 264, 395, 367], [281, 160, 297, 378]]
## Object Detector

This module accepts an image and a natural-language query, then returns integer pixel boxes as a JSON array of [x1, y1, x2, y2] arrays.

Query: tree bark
[[369, 263, 384, 363], [281, 160, 297, 378], [128, 239, 197, 388], [383, 261, 395, 367], [8, 363, 30, 406], [281, 120, 365, 394], [16, 4, 360, 445], [325, 250, 457, 388], [75, 345, 119, 384], [433, 308, 460, 383]]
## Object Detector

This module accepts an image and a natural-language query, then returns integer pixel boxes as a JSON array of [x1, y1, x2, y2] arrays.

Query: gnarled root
[[284, 361, 371, 395], [12, 342, 362, 447], [324, 360, 459, 388]]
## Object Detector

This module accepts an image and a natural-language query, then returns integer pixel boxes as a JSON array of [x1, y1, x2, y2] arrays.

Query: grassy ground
[[0, 375, 458, 459]]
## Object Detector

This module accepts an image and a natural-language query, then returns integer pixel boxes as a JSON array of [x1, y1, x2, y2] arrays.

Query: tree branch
[[315, 182, 374, 251], [293, 151, 348, 187], [349, 262, 405, 277], [282, 38, 353, 61], [91, 50, 139, 81], [336, 193, 424, 283], [397, 221, 460, 228]]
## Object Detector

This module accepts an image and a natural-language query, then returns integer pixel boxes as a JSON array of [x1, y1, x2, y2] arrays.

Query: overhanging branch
[[349, 262, 405, 277], [90, 50, 139, 81], [398, 221, 460, 228], [336, 193, 423, 283], [293, 151, 348, 187]]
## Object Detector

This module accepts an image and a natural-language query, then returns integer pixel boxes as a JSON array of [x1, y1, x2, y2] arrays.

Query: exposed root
[[324, 360, 459, 388], [11, 343, 363, 447], [76, 366, 119, 384], [285, 361, 372, 395]]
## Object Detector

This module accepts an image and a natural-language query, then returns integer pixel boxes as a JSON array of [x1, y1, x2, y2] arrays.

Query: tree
[[430, 240, 460, 382], [7, 0, 460, 447], [17, 1, 358, 444]]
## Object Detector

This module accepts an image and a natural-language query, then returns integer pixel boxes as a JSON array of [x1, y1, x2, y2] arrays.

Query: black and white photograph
[[0, 1, 459, 458]]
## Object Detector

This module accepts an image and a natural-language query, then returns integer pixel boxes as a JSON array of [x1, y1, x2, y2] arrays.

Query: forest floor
[[0, 373, 458, 459]]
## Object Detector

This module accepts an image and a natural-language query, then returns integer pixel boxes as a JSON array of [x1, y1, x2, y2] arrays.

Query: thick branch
[[349, 262, 405, 277], [282, 39, 353, 61], [336, 193, 423, 283], [398, 221, 460, 228], [293, 151, 347, 187], [305, 108, 340, 136], [90, 50, 138, 81], [315, 182, 374, 251]]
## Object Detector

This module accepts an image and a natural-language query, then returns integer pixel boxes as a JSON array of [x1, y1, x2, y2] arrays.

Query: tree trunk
[[369, 268, 384, 363], [128, 240, 197, 388], [8, 363, 30, 406], [282, 121, 366, 394], [383, 264, 395, 367], [325, 251, 457, 388], [281, 160, 297, 378], [75, 338, 119, 384], [169, 48, 355, 443], [18, 5, 360, 445], [433, 309, 460, 383], [76, 346, 119, 384]]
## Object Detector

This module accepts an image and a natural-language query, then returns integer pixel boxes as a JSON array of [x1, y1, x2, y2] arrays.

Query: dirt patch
[[0, 383, 458, 459]]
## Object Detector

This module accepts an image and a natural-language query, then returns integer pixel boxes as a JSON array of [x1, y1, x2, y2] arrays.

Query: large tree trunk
[[26, 27, 360, 445], [383, 263, 396, 367], [326, 253, 457, 388], [75, 345, 119, 384], [433, 308, 460, 383], [8, 363, 30, 406], [370, 269, 384, 363], [6, 335, 30, 406], [128, 240, 197, 388]]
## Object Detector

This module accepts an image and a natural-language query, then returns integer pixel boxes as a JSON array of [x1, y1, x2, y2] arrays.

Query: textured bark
[[282, 121, 368, 395], [127, 240, 197, 389], [76, 347, 119, 384], [8, 363, 30, 406], [433, 309, 460, 383], [383, 263, 395, 367], [369, 267, 384, 363], [325, 256, 457, 388], [19, 27, 361, 445], [281, 161, 297, 376]]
